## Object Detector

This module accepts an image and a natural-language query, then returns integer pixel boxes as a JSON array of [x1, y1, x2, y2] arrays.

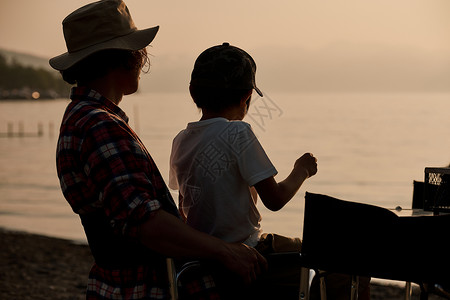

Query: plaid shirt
[[57, 87, 219, 299]]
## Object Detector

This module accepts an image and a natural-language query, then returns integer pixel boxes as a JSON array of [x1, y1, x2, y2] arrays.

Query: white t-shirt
[[169, 118, 277, 246]]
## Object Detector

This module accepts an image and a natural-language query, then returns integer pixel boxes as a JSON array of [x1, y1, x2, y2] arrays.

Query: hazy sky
[[1, 0, 449, 92]]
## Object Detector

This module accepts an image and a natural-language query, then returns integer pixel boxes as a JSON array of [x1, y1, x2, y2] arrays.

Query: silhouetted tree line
[[0, 53, 71, 100]]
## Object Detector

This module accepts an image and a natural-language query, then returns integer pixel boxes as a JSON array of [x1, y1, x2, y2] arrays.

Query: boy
[[169, 42, 370, 300], [169, 42, 317, 249]]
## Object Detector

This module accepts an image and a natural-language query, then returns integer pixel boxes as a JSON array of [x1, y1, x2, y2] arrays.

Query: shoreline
[[0, 228, 444, 300]]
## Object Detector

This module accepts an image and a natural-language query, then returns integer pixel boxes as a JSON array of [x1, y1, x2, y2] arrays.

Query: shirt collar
[[70, 86, 129, 123]]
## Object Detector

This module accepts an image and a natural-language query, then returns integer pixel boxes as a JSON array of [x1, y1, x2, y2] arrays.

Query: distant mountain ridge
[[0, 48, 70, 99], [2, 44, 449, 94], [0, 48, 52, 71]]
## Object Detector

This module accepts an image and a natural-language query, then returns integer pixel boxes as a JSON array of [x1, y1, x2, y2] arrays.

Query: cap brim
[[254, 86, 263, 97], [49, 26, 159, 71]]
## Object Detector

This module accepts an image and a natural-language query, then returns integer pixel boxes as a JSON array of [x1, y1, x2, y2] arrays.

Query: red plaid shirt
[[57, 87, 219, 299]]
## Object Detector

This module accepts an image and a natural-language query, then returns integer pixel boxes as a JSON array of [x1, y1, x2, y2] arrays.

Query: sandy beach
[[0, 228, 93, 300], [0, 228, 445, 300]]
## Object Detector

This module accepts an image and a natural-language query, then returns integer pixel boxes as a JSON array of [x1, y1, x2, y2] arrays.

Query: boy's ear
[[240, 90, 253, 106]]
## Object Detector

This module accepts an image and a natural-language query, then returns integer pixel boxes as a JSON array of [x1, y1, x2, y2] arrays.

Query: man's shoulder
[[65, 100, 116, 127]]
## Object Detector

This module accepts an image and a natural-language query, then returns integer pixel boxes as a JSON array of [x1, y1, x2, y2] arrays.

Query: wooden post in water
[[7, 123, 13, 137], [38, 123, 44, 137], [18, 122, 24, 137], [2, 121, 52, 137], [49, 122, 54, 138]]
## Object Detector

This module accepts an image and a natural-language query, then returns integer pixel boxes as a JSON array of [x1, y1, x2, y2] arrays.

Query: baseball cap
[[190, 42, 263, 97]]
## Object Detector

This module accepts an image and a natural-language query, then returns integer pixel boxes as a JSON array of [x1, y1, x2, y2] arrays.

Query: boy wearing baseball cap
[[169, 42, 318, 297]]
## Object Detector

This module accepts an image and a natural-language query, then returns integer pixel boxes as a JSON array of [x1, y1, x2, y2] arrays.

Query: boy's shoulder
[[172, 119, 261, 155], [176, 119, 256, 143], [217, 121, 260, 153], [229, 120, 251, 127], [226, 120, 253, 132], [204, 119, 255, 137], [184, 118, 252, 130]]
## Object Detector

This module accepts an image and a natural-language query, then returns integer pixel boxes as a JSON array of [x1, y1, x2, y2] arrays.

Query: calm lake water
[[0, 91, 449, 244]]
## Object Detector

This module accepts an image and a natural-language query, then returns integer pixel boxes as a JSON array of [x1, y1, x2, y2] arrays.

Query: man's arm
[[254, 153, 317, 211], [138, 209, 268, 284]]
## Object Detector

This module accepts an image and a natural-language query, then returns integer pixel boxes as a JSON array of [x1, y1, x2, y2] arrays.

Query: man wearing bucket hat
[[52, 1, 267, 299]]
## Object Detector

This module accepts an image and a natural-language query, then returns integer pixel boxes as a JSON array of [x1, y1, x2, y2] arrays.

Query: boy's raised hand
[[295, 153, 318, 178], [254, 152, 318, 211]]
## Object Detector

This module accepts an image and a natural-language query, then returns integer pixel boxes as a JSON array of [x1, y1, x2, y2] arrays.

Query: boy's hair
[[60, 48, 148, 85], [190, 43, 263, 109], [190, 85, 251, 112]]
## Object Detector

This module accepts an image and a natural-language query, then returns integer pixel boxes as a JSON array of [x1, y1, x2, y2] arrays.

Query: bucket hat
[[190, 42, 263, 97], [49, 0, 159, 71]]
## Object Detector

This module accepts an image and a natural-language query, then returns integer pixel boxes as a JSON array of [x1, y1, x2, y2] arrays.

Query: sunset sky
[[1, 0, 449, 93]]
